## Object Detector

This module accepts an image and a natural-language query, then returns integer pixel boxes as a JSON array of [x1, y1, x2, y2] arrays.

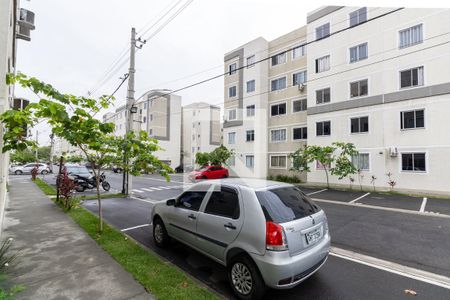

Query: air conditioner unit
[[389, 147, 398, 157], [298, 83, 306, 92]]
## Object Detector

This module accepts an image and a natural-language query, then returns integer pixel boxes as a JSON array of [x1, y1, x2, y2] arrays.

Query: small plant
[[386, 172, 397, 191], [274, 174, 301, 184], [0, 238, 25, 299], [56, 167, 78, 211], [357, 169, 364, 191], [349, 176, 355, 190], [370, 175, 377, 192]]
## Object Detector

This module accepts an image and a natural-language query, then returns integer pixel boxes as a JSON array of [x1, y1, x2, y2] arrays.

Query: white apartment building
[[181, 102, 221, 166], [223, 29, 308, 180], [104, 90, 182, 169], [306, 7, 450, 195]]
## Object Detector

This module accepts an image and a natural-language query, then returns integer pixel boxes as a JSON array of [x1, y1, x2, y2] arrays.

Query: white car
[[10, 163, 50, 175]]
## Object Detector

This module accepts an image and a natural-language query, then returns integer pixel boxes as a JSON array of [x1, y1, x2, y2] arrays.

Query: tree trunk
[[324, 168, 330, 189], [93, 167, 103, 233]]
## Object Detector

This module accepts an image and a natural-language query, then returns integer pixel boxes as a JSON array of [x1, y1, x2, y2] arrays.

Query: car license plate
[[305, 227, 321, 245]]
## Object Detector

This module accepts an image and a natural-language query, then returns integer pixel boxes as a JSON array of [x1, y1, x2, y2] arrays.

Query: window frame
[[292, 44, 306, 60], [292, 70, 307, 86], [400, 152, 427, 173], [349, 7, 367, 27], [315, 55, 330, 73], [349, 79, 369, 98], [316, 121, 331, 137], [400, 109, 425, 130], [246, 79, 256, 93], [349, 115, 369, 134], [246, 104, 255, 117], [270, 128, 288, 143], [271, 52, 287, 67], [245, 155, 255, 168], [270, 102, 287, 117], [270, 76, 287, 92], [349, 42, 368, 63], [315, 23, 330, 40], [269, 155, 288, 169], [228, 109, 237, 121], [351, 152, 371, 171], [399, 66, 424, 89], [228, 132, 236, 144], [399, 24, 423, 49], [228, 62, 237, 75], [292, 126, 308, 141], [292, 98, 307, 113], [315, 87, 331, 105], [228, 85, 237, 98], [246, 130, 255, 142], [246, 55, 255, 68]]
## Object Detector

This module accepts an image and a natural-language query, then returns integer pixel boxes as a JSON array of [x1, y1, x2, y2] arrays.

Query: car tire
[[153, 217, 170, 248], [14, 170, 23, 175], [222, 174, 228, 178], [201, 176, 207, 180], [228, 255, 266, 300], [41, 170, 49, 175]]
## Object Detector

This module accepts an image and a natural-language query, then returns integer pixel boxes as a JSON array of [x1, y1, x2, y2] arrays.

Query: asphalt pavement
[[80, 172, 450, 299]]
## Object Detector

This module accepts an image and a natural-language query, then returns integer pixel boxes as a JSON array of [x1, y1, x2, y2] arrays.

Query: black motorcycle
[[73, 172, 111, 192]]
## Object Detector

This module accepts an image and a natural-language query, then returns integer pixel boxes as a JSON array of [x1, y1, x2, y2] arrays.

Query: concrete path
[[2, 178, 154, 300]]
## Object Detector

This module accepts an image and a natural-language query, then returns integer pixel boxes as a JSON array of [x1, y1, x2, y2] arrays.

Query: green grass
[[67, 207, 218, 300], [76, 193, 127, 201], [34, 178, 56, 195]]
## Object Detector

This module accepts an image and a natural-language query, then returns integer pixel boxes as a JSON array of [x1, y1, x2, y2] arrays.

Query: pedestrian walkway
[[2, 178, 154, 300], [132, 184, 192, 194]]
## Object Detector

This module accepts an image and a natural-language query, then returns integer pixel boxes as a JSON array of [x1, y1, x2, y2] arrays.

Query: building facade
[[104, 90, 182, 170], [181, 102, 221, 166], [306, 7, 450, 195]]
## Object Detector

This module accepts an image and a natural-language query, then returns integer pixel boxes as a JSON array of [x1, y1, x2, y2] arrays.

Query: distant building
[[181, 102, 221, 166], [104, 90, 182, 170]]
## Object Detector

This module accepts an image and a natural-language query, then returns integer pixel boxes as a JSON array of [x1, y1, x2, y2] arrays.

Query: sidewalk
[[2, 177, 154, 300]]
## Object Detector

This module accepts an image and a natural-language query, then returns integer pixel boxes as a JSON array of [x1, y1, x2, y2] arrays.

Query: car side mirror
[[166, 199, 176, 206]]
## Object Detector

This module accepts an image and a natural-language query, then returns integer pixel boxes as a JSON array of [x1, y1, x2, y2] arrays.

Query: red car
[[188, 165, 229, 181]]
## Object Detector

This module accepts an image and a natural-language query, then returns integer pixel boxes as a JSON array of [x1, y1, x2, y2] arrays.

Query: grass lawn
[[34, 178, 56, 195], [68, 207, 218, 300]]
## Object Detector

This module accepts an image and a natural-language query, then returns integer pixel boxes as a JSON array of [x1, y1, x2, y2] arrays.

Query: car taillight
[[266, 221, 288, 251]]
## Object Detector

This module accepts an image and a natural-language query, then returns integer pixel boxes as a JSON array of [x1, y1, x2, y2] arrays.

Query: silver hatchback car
[[151, 179, 330, 299]]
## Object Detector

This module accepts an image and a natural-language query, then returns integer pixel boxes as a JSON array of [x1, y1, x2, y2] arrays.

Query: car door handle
[[224, 223, 236, 230], [188, 214, 196, 220]]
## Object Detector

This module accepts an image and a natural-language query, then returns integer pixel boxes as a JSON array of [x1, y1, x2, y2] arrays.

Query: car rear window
[[256, 187, 320, 223]]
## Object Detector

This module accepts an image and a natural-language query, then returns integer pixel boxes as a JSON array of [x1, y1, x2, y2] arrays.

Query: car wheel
[[222, 174, 228, 178], [41, 170, 49, 175], [14, 170, 23, 175], [228, 255, 266, 300], [102, 181, 111, 191], [201, 176, 207, 180], [153, 217, 170, 248]]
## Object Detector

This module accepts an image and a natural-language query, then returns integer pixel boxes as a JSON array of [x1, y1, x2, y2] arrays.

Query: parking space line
[[312, 197, 450, 219], [121, 224, 150, 232], [306, 189, 327, 196], [348, 192, 371, 204], [420, 197, 428, 213], [330, 247, 450, 290]]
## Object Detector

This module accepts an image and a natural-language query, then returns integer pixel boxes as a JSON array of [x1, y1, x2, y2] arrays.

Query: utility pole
[[49, 133, 55, 173], [35, 130, 38, 161], [122, 27, 137, 195]]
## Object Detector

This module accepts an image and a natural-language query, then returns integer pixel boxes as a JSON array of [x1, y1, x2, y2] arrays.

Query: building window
[[246, 130, 255, 142], [315, 55, 330, 73], [316, 160, 330, 170], [400, 66, 424, 88], [293, 70, 307, 86], [270, 156, 287, 168], [144, 102, 147, 109], [316, 88, 331, 104], [401, 109, 424, 129], [228, 109, 237, 121], [246, 155, 254, 168], [292, 45, 306, 59], [316, 121, 331, 136], [399, 24, 423, 49], [227, 155, 235, 166], [271, 52, 286, 66], [228, 132, 236, 144], [150, 114, 153, 121], [350, 79, 368, 98], [271, 103, 286, 116], [271, 77, 286, 91], [246, 80, 255, 93], [143, 116, 146, 123], [149, 129, 153, 136], [349, 43, 368, 63], [198, 146, 200, 151], [316, 23, 330, 40], [246, 105, 255, 117], [349, 7, 367, 27], [402, 153, 426, 172], [229, 86, 237, 97], [229, 63, 237, 75], [352, 153, 370, 171], [292, 99, 307, 113], [192, 147, 195, 153], [293, 127, 307, 140], [270, 129, 287, 142], [350, 116, 369, 133], [247, 55, 255, 68]]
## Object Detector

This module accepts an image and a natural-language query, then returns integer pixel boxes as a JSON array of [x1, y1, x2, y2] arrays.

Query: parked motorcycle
[[73, 172, 111, 192]]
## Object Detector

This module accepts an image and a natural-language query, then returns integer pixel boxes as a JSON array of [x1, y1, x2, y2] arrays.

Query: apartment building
[[223, 28, 308, 179], [103, 90, 182, 169], [181, 102, 221, 166], [306, 7, 450, 194]]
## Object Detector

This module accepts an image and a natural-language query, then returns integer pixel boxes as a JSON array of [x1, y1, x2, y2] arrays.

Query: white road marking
[[159, 186, 172, 189], [151, 187, 163, 191], [306, 189, 327, 196], [420, 197, 428, 213], [142, 188, 154, 192], [121, 224, 150, 232], [129, 196, 158, 204], [312, 198, 450, 219], [142, 177, 189, 184], [330, 247, 450, 290], [348, 192, 371, 204], [132, 189, 144, 193]]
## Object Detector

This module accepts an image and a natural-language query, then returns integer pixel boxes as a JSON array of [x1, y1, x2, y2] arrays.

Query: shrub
[[56, 167, 78, 211], [270, 174, 302, 184]]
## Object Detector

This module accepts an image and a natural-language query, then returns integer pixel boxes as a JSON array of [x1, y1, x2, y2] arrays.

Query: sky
[[14, 0, 449, 145]]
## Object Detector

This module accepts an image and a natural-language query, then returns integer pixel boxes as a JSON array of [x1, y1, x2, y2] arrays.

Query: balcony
[[16, 8, 35, 41]]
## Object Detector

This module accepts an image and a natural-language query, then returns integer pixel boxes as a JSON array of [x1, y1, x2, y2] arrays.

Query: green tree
[[0, 73, 171, 232], [330, 142, 359, 180], [65, 155, 84, 163], [209, 145, 234, 166], [10, 149, 35, 164], [37, 146, 51, 161], [195, 152, 210, 167]]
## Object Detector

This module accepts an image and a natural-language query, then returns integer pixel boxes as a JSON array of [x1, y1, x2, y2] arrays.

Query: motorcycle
[[73, 172, 111, 192]]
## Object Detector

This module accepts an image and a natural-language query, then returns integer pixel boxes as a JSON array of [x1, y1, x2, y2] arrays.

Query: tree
[[194, 145, 234, 167], [65, 155, 84, 163], [290, 142, 359, 189], [10, 149, 35, 164], [195, 152, 210, 167], [0, 73, 172, 232], [37, 146, 51, 162]]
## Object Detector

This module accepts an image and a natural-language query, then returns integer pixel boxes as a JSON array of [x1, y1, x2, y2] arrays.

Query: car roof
[[195, 178, 292, 191]]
